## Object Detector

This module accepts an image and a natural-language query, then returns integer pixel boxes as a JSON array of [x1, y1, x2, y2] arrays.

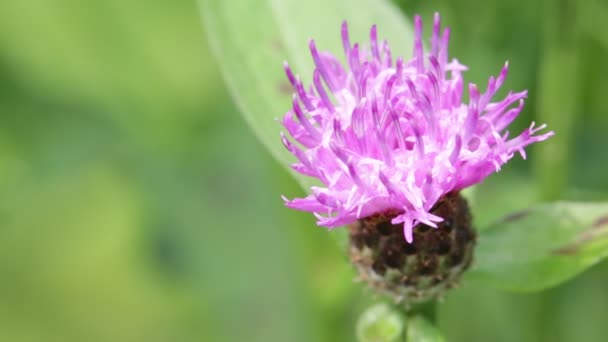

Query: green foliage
[[406, 316, 445, 342], [202, 0, 413, 191], [1, 0, 608, 341], [470, 202, 608, 292], [356, 304, 404, 342]]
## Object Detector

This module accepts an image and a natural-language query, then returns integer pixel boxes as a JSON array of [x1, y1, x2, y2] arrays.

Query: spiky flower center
[[349, 192, 475, 304]]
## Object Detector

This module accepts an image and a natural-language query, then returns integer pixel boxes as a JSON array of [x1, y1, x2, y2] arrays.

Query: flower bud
[[349, 192, 475, 304]]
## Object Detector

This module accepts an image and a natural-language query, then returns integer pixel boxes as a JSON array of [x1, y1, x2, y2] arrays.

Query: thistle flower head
[[281, 13, 553, 243]]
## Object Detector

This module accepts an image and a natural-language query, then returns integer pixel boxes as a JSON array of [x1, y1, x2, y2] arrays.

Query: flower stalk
[[534, 0, 580, 200]]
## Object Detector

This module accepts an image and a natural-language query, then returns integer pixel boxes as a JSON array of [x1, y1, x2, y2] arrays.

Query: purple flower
[[280, 13, 553, 242]]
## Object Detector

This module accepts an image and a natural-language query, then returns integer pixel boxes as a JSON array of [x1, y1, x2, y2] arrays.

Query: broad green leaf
[[356, 303, 404, 342], [201, 0, 412, 190], [468, 202, 608, 292], [406, 316, 445, 342], [464, 172, 540, 231]]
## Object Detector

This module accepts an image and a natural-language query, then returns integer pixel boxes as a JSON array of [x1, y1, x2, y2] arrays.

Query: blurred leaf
[[356, 303, 404, 342], [579, 0, 608, 53], [201, 0, 413, 190], [406, 316, 445, 342], [0, 0, 215, 136], [468, 202, 608, 292], [0, 166, 204, 341]]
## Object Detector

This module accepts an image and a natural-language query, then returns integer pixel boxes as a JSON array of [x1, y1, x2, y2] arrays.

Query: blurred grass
[[0, 0, 607, 341]]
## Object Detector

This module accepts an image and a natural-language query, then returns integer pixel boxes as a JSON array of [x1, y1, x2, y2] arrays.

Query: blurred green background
[[1, 0, 607, 341]]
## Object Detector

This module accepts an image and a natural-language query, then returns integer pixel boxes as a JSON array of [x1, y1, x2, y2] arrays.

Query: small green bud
[[356, 303, 404, 342]]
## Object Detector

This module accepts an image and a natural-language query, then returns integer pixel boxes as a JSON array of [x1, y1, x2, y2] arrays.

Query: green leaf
[[468, 202, 608, 292], [201, 0, 412, 190], [405, 316, 445, 342], [356, 304, 404, 342]]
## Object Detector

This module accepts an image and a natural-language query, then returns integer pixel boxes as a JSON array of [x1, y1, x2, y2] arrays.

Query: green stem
[[408, 300, 438, 324], [533, 0, 580, 201], [401, 300, 439, 341]]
